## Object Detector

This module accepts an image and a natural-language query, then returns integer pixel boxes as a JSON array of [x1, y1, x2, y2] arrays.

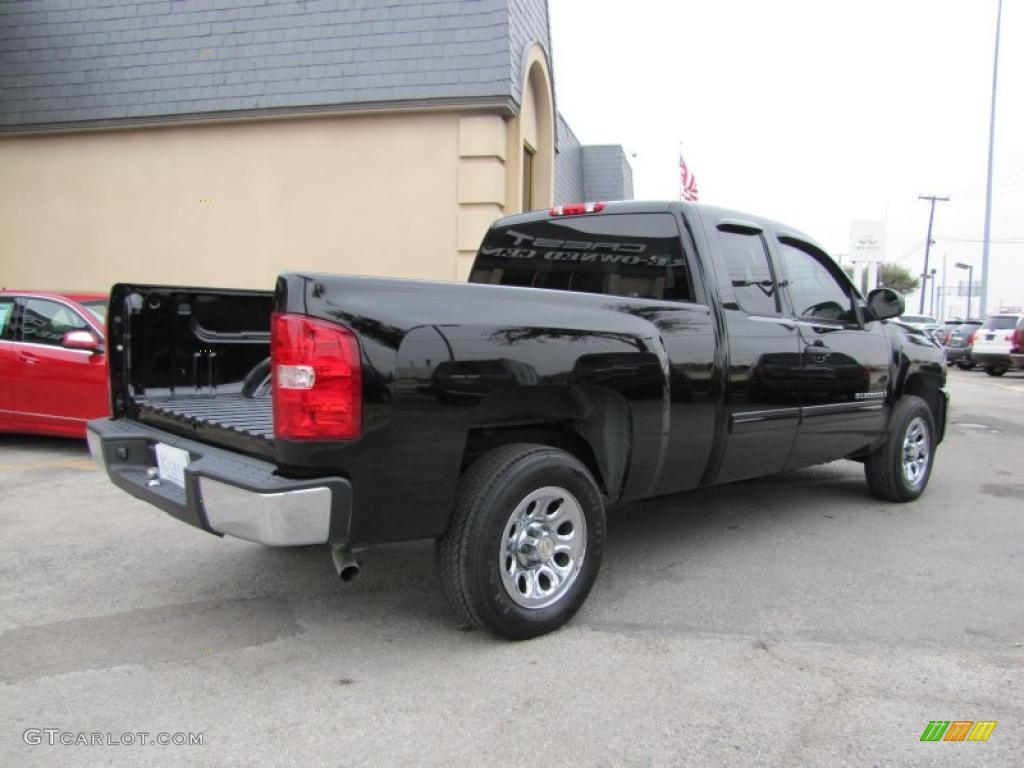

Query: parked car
[[936, 319, 964, 346], [898, 314, 941, 341], [971, 313, 1024, 376], [0, 291, 109, 438], [944, 320, 983, 369], [87, 201, 948, 639]]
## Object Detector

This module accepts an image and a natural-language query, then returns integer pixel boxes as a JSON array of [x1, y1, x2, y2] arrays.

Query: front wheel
[[436, 444, 605, 640], [984, 366, 1007, 377], [864, 395, 936, 502]]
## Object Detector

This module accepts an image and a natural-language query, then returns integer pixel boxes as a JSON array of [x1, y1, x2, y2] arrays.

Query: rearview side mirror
[[62, 329, 101, 352], [866, 288, 904, 322]]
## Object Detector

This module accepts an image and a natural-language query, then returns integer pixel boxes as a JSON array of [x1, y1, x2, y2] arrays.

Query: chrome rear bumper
[[87, 418, 351, 546]]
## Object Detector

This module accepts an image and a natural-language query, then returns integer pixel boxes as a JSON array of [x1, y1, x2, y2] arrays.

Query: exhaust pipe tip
[[331, 545, 360, 582]]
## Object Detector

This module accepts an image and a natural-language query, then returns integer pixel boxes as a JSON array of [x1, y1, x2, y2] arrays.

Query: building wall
[[0, 0, 631, 294], [582, 145, 634, 202], [456, 113, 509, 282], [554, 112, 584, 205], [0, 111, 484, 291]]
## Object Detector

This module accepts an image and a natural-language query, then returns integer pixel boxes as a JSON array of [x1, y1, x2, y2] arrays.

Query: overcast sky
[[549, 0, 1023, 317]]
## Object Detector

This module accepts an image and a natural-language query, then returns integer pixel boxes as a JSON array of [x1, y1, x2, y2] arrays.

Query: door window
[[20, 299, 90, 346], [718, 230, 779, 315], [0, 299, 14, 340], [777, 240, 856, 324]]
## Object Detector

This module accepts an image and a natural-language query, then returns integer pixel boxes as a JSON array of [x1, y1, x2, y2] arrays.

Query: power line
[[956, 177, 1024, 200], [934, 236, 1024, 244], [949, 167, 1024, 196]]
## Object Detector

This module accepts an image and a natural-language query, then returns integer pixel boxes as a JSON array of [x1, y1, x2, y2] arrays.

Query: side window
[[20, 299, 89, 346], [777, 240, 856, 324], [0, 299, 15, 341], [718, 229, 779, 315]]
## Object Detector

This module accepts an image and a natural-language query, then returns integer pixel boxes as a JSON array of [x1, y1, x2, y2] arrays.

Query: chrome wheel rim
[[901, 416, 930, 487], [499, 486, 587, 609]]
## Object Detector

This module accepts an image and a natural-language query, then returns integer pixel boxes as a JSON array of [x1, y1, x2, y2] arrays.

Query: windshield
[[981, 316, 1018, 330], [900, 315, 935, 324], [82, 300, 108, 325]]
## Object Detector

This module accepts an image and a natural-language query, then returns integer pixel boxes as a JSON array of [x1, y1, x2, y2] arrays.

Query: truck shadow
[[0, 433, 90, 458], [607, 461, 872, 544], [219, 459, 877, 634]]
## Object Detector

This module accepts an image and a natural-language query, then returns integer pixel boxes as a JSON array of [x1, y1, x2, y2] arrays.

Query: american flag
[[679, 154, 699, 202]]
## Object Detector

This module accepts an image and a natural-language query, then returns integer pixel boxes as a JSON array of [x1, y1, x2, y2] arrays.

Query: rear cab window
[[471, 213, 697, 302]]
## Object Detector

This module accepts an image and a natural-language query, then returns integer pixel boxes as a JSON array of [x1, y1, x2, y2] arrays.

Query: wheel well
[[902, 372, 944, 438], [463, 423, 608, 497]]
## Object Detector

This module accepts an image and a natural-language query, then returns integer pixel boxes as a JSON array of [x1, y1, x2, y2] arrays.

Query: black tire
[[955, 361, 973, 370], [984, 366, 1007, 377], [864, 395, 936, 502], [436, 444, 605, 640]]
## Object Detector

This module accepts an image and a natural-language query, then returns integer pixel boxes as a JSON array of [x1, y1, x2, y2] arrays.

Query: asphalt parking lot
[[1, 368, 1022, 767]]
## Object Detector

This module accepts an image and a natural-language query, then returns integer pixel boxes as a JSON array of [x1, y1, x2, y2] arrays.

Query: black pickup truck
[[88, 201, 948, 639]]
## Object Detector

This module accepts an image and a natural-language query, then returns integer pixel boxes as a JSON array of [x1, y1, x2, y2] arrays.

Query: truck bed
[[108, 284, 276, 455], [135, 393, 274, 442]]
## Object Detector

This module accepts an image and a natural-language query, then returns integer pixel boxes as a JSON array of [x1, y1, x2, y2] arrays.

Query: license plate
[[155, 443, 190, 488], [986, 334, 995, 341]]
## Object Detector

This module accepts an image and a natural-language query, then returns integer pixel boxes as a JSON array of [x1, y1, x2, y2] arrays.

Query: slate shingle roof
[[0, 0, 551, 130]]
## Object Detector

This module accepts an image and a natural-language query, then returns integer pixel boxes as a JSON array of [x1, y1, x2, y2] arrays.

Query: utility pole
[[929, 268, 937, 316], [980, 0, 1003, 318], [918, 194, 949, 313], [940, 252, 948, 320], [956, 262, 974, 320]]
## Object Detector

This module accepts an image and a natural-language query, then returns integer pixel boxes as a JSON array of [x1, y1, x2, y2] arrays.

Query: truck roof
[[492, 200, 825, 255]]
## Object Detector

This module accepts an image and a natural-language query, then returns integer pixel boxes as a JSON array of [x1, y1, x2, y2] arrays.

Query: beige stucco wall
[[0, 111, 481, 292], [0, 57, 556, 294]]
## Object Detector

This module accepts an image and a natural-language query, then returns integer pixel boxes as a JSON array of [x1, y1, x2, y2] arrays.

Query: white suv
[[971, 313, 1024, 376]]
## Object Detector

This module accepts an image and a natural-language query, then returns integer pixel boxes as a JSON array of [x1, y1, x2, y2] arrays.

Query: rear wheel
[[984, 366, 1007, 377], [955, 360, 974, 370], [865, 395, 935, 502], [436, 444, 605, 640]]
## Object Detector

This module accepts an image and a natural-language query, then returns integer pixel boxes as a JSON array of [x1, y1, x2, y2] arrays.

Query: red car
[[0, 291, 110, 438]]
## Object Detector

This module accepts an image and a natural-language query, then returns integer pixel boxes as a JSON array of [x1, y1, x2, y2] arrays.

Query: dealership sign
[[849, 221, 885, 263]]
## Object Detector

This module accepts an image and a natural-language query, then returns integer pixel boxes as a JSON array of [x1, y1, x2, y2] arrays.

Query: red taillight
[[271, 312, 361, 440], [549, 201, 606, 216], [967, 330, 977, 346], [1012, 328, 1024, 353]]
